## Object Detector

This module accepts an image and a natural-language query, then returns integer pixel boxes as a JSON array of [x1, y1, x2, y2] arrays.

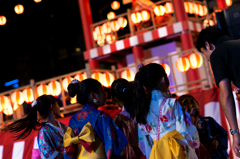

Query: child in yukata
[[179, 94, 230, 159]]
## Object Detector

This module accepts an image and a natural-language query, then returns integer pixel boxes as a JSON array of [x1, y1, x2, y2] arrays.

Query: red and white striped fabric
[[84, 20, 204, 60]]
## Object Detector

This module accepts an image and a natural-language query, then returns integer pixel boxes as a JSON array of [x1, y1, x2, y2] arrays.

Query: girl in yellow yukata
[[135, 63, 200, 159]]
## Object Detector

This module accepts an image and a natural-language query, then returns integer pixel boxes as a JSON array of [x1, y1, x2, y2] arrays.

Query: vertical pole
[[30, 79, 37, 100], [85, 63, 91, 78], [59, 78, 66, 110], [132, 46, 144, 64], [216, 0, 228, 9]]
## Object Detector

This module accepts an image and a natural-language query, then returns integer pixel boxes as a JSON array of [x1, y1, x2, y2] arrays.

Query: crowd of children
[[6, 63, 229, 159]]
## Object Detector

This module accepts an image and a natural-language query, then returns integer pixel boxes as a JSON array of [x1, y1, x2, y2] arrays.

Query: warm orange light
[[95, 26, 103, 35], [34, 0, 42, 3], [131, 12, 142, 24], [110, 20, 120, 32], [117, 17, 127, 29], [97, 34, 105, 46], [226, 0, 232, 7], [14, 4, 24, 14], [74, 72, 87, 81], [164, 2, 174, 14], [188, 53, 203, 69], [13, 103, 19, 111], [37, 84, 50, 97], [62, 77, 73, 92], [184, 2, 194, 14], [102, 22, 112, 34], [0, 96, 11, 112], [11, 91, 24, 105], [141, 10, 150, 22], [198, 5, 204, 16], [107, 12, 116, 20], [3, 104, 13, 116], [91, 72, 103, 83], [106, 34, 115, 44], [176, 57, 190, 72], [154, 5, 166, 16], [161, 63, 170, 76], [203, 19, 214, 27], [121, 69, 135, 81], [111, 1, 120, 10], [48, 81, 61, 97], [193, 3, 199, 15], [93, 30, 99, 42], [0, 16, 7, 26], [101, 72, 115, 88], [202, 5, 208, 16], [22, 88, 34, 103], [70, 96, 77, 104]]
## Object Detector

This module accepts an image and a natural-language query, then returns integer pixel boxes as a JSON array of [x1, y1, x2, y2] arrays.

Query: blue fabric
[[65, 103, 128, 159]]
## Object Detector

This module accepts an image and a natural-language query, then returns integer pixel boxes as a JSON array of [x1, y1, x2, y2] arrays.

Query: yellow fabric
[[64, 122, 106, 159], [149, 130, 188, 159]]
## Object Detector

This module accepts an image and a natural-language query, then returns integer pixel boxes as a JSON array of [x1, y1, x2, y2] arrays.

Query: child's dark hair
[[178, 94, 199, 112], [134, 63, 169, 124], [6, 95, 56, 140], [67, 78, 102, 105], [111, 78, 135, 119]]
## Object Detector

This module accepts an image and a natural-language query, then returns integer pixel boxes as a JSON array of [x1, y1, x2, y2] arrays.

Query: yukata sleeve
[[138, 125, 153, 159], [97, 113, 128, 159], [174, 100, 200, 148], [37, 127, 60, 159]]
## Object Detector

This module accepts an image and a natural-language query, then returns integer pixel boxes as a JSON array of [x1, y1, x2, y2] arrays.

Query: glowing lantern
[[176, 57, 190, 72], [70, 96, 77, 104], [110, 20, 120, 32], [48, 81, 61, 97], [0, 96, 11, 112], [198, 5, 204, 16], [97, 34, 105, 46], [121, 69, 135, 81], [13, 103, 19, 111], [23, 88, 34, 103], [101, 72, 115, 88], [106, 34, 115, 44], [154, 5, 166, 16], [203, 19, 214, 27], [202, 5, 208, 16], [34, 0, 42, 3], [93, 31, 99, 42], [184, 2, 194, 14], [226, 0, 232, 6], [37, 84, 50, 96], [107, 12, 116, 20], [131, 12, 142, 24], [193, 3, 199, 15], [141, 10, 150, 22], [74, 72, 87, 81], [188, 53, 203, 69], [102, 22, 111, 34], [95, 26, 103, 35], [14, 4, 24, 14], [3, 105, 13, 116], [164, 2, 174, 14], [161, 63, 170, 77], [91, 72, 103, 83], [0, 16, 7, 26], [11, 91, 24, 105], [117, 17, 127, 29], [62, 77, 73, 92], [111, 1, 120, 10]]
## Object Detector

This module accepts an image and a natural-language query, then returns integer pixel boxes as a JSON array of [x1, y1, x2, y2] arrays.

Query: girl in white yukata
[[134, 63, 200, 159]]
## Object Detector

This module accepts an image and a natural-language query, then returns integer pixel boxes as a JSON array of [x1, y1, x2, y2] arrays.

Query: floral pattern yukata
[[138, 90, 200, 159], [37, 121, 68, 159], [64, 103, 128, 159]]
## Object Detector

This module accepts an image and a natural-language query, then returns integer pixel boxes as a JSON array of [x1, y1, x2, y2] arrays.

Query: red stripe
[[97, 47, 103, 57], [123, 38, 130, 48], [110, 43, 117, 52], [181, 21, 189, 31], [83, 51, 90, 60], [152, 29, 159, 40], [166, 25, 174, 36], [137, 34, 144, 44], [3, 144, 13, 159]]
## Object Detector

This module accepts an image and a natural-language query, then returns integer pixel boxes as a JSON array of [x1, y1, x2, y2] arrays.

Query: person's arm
[[219, 78, 240, 157]]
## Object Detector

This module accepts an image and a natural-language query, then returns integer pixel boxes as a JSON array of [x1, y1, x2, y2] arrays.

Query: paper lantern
[[184, 2, 194, 14], [193, 3, 199, 15], [23, 88, 34, 103], [161, 63, 170, 76], [198, 5, 204, 16], [95, 26, 103, 35], [188, 53, 203, 69], [0, 16, 7, 26], [3, 105, 13, 116], [202, 5, 208, 16], [13, 103, 19, 111], [37, 84, 50, 97], [70, 96, 77, 104], [74, 72, 87, 81], [107, 12, 116, 20], [203, 19, 214, 27], [34, 0, 42, 3], [141, 10, 150, 22], [101, 72, 115, 88], [226, 0, 232, 7], [110, 20, 120, 32], [11, 91, 24, 105], [176, 57, 190, 72], [93, 31, 99, 42], [164, 2, 174, 14], [14, 4, 24, 14], [62, 77, 73, 92], [111, 1, 120, 10], [121, 69, 135, 81], [48, 81, 61, 97], [97, 34, 105, 46], [154, 5, 166, 16], [131, 12, 142, 24], [0, 96, 11, 112], [102, 22, 111, 34], [91, 72, 103, 83], [117, 17, 127, 29], [106, 34, 115, 44]]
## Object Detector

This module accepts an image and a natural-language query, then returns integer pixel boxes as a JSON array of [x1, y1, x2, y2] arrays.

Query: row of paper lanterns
[[184, 2, 208, 17], [176, 53, 203, 72], [0, 0, 42, 26]]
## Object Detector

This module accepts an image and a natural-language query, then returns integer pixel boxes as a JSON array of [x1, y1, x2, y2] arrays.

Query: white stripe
[[204, 102, 221, 125], [188, 21, 194, 31], [232, 91, 240, 119], [173, 22, 183, 33], [195, 23, 202, 32], [0, 146, 3, 159], [103, 44, 111, 54], [129, 36, 138, 46], [143, 31, 153, 42], [12, 141, 25, 159], [90, 48, 98, 58], [116, 40, 124, 50], [158, 27, 167, 38], [33, 136, 39, 149]]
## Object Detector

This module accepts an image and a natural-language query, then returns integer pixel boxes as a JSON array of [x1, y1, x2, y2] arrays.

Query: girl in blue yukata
[[6, 95, 67, 159], [63, 78, 127, 159], [135, 63, 200, 159]]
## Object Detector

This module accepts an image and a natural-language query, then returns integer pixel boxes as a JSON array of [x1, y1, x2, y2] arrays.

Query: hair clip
[[138, 63, 144, 71], [71, 79, 80, 84], [123, 88, 127, 92], [31, 100, 37, 107]]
